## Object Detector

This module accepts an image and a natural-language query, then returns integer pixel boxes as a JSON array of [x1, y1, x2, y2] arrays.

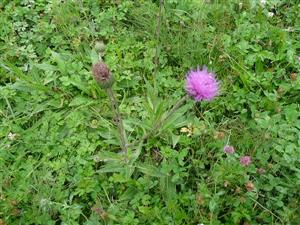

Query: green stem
[[106, 88, 128, 154], [153, 0, 164, 88]]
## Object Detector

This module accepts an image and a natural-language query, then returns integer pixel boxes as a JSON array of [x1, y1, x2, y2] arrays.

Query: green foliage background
[[0, 0, 300, 224]]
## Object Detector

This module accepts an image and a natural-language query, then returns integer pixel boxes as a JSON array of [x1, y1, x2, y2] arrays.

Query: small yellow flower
[[180, 124, 195, 137]]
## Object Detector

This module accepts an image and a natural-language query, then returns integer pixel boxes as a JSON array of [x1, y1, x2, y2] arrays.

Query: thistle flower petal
[[240, 156, 252, 166], [224, 145, 235, 154], [185, 66, 219, 101]]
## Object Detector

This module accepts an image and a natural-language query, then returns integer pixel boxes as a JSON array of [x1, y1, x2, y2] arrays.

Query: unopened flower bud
[[92, 62, 114, 89], [95, 41, 106, 53]]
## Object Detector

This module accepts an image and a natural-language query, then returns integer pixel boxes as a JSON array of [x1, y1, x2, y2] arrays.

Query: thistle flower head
[[185, 66, 219, 101], [224, 145, 235, 154], [92, 62, 114, 88], [240, 156, 252, 166]]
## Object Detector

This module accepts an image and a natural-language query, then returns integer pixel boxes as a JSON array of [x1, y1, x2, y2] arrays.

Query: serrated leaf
[[97, 150, 124, 162], [137, 164, 166, 177], [97, 162, 125, 173]]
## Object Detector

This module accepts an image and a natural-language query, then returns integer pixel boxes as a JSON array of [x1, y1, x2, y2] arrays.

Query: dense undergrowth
[[0, 0, 300, 224]]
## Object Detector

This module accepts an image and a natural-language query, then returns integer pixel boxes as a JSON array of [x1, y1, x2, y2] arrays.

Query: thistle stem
[[153, 0, 164, 88], [106, 88, 128, 153], [131, 95, 190, 147]]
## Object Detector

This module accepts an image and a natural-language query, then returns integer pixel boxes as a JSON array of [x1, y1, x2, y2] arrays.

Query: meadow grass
[[0, 0, 300, 224]]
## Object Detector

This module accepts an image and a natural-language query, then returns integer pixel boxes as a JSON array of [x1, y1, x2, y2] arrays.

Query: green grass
[[1, 0, 300, 224]]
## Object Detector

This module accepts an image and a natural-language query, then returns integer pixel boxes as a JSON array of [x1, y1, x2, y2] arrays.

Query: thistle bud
[[92, 62, 114, 89], [95, 41, 106, 53]]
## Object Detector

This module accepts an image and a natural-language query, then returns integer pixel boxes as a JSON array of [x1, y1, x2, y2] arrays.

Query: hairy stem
[[153, 0, 164, 88], [106, 88, 128, 153], [131, 95, 190, 147]]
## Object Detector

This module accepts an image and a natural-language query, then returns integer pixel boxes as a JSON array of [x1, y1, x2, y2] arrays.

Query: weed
[[0, 0, 299, 224]]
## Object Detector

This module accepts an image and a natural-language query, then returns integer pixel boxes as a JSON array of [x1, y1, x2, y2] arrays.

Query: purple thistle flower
[[240, 156, 252, 166], [224, 145, 235, 154], [185, 66, 219, 101]]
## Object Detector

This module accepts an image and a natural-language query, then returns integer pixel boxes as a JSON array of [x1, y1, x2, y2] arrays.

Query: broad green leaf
[[97, 162, 125, 173], [96, 150, 124, 162], [137, 164, 166, 178]]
